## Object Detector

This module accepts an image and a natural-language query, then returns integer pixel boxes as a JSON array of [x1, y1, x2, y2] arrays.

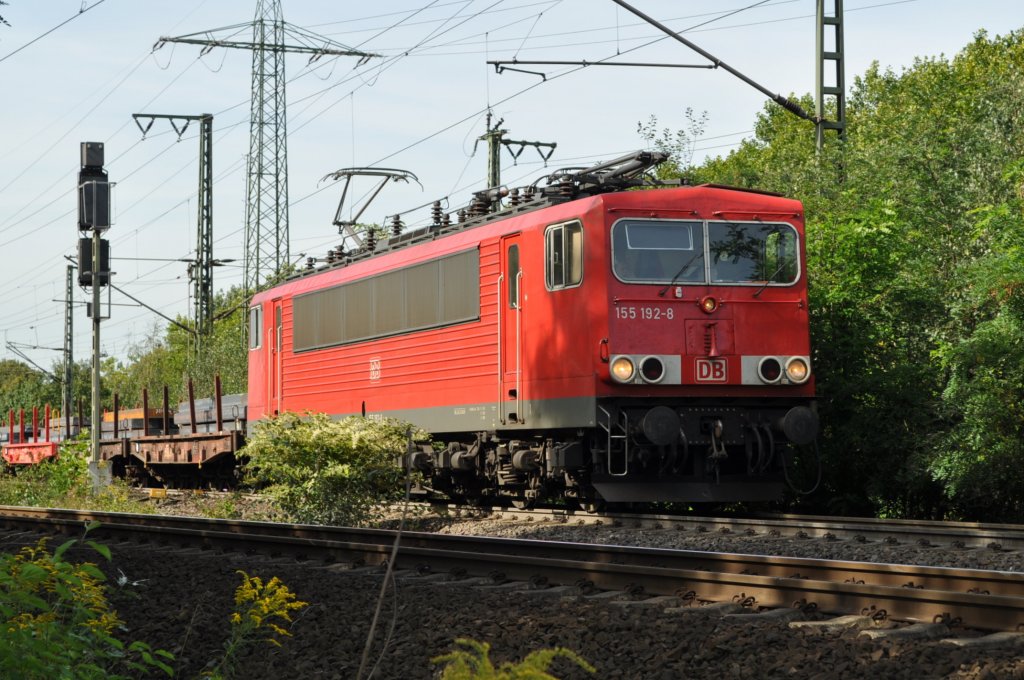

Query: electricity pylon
[[157, 1, 377, 293]]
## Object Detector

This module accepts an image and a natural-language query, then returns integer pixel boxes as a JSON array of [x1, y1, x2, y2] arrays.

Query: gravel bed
[[8, 500, 1024, 679], [90, 543, 1024, 679]]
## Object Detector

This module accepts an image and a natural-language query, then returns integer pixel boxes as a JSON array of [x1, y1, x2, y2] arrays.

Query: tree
[[0, 360, 56, 419], [653, 29, 1024, 520], [637, 108, 708, 182]]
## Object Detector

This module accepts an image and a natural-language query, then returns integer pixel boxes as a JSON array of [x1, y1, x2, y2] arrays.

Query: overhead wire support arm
[[610, 0, 819, 124], [493, 64, 547, 80], [502, 138, 557, 165], [489, 59, 714, 71], [109, 283, 197, 338], [132, 113, 206, 141], [132, 112, 215, 342], [5, 343, 59, 382]]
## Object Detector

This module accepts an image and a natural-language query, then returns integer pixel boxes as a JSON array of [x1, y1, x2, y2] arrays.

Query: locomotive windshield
[[612, 220, 704, 283], [612, 219, 798, 286]]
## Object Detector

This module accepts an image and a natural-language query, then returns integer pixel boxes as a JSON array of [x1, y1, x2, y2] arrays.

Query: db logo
[[695, 359, 727, 382], [369, 358, 382, 382]]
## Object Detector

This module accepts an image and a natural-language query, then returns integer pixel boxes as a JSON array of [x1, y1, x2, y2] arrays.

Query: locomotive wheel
[[581, 499, 605, 514], [511, 497, 535, 510]]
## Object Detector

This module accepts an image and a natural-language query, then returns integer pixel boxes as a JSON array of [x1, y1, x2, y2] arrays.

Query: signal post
[[77, 142, 112, 492]]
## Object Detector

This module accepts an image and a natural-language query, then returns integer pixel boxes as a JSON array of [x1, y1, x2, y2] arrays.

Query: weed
[[0, 523, 173, 678], [200, 570, 309, 680], [433, 638, 595, 679]]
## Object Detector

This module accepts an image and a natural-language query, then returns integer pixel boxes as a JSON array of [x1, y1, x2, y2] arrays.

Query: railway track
[[133, 491, 1024, 552], [435, 504, 1024, 551], [1, 505, 1022, 633]]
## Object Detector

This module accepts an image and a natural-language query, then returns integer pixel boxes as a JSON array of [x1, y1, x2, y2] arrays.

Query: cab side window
[[507, 244, 520, 308], [248, 306, 262, 349], [545, 220, 583, 290]]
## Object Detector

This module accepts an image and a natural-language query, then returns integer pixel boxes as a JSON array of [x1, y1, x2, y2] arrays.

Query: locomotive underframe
[[410, 397, 816, 505]]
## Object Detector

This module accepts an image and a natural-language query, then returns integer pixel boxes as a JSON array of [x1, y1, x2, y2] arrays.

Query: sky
[[0, 0, 1021, 376]]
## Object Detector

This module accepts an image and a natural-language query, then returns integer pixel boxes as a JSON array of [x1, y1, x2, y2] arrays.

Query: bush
[[433, 638, 595, 679], [201, 571, 308, 680], [0, 525, 173, 678], [240, 412, 421, 526], [0, 435, 147, 513]]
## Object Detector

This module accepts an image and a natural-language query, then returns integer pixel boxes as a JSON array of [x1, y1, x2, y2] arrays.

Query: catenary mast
[[157, 1, 377, 294]]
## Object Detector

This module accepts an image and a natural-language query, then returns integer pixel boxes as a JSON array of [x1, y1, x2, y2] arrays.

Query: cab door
[[267, 298, 284, 415], [499, 235, 523, 424]]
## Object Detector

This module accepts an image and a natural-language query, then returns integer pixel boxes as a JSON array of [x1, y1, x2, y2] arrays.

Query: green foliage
[[240, 412, 419, 526], [104, 283, 251, 409], [656, 28, 1024, 519], [433, 638, 595, 679], [0, 529, 173, 678], [201, 571, 308, 680], [637, 108, 708, 181], [929, 195, 1024, 520], [0, 436, 147, 513], [0, 359, 59, 418]]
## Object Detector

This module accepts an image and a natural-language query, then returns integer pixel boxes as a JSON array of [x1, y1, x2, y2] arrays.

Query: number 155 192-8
[[614, 306, 674, 321]]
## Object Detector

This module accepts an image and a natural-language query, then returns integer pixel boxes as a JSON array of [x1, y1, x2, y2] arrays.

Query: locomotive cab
[[586, 191, 817, 502]]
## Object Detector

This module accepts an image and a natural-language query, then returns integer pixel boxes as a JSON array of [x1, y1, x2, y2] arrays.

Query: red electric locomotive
[[247, 152, 818, 507]]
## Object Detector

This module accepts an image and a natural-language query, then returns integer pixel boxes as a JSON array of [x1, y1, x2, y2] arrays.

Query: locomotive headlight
[[610, 356, 635, 382], [699, 295, 719, 314], [639, 356, 665, 383], [757, 357, 782, 384], [785, 357, 810, 384]]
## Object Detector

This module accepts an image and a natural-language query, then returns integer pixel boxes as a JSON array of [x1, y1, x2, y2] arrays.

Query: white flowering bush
[[240, 412, 421, 526]]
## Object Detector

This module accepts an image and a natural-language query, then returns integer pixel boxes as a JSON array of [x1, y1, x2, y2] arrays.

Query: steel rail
[[449, 504, 1024, 551], [1, 506, 1021, 632]]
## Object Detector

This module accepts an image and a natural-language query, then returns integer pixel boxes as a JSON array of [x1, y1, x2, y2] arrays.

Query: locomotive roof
[[253, 151, 801, 304]]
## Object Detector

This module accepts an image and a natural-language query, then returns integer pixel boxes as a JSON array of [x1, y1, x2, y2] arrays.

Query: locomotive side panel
[[278, 242, 502, 433], [507, 202, 610, 430], [246, 302, 269, 423], [248, 196, 613, 436]]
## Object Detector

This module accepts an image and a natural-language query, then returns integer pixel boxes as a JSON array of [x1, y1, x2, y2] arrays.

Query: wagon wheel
[[511, 497, 535, 510], [580, 499, 605, 514]]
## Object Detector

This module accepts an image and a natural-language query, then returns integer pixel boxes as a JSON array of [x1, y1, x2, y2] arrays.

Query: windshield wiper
[[752, 258, 794, 298], [658, 251, 703, 297]]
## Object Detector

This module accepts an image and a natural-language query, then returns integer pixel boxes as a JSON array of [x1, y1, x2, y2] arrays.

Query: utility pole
[[477, 113, 556, 210], [133, 113, 215, 341], [156, 1, 378, 294], [816, 0, 846, 150], [63, 264, 74, 437], [77, 142, 112, 492], [481, 114, 505, 192]]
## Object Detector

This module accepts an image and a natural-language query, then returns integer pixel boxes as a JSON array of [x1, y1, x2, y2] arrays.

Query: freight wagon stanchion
[[143, 389, 150, 437], [162, 387, 170, 436]]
